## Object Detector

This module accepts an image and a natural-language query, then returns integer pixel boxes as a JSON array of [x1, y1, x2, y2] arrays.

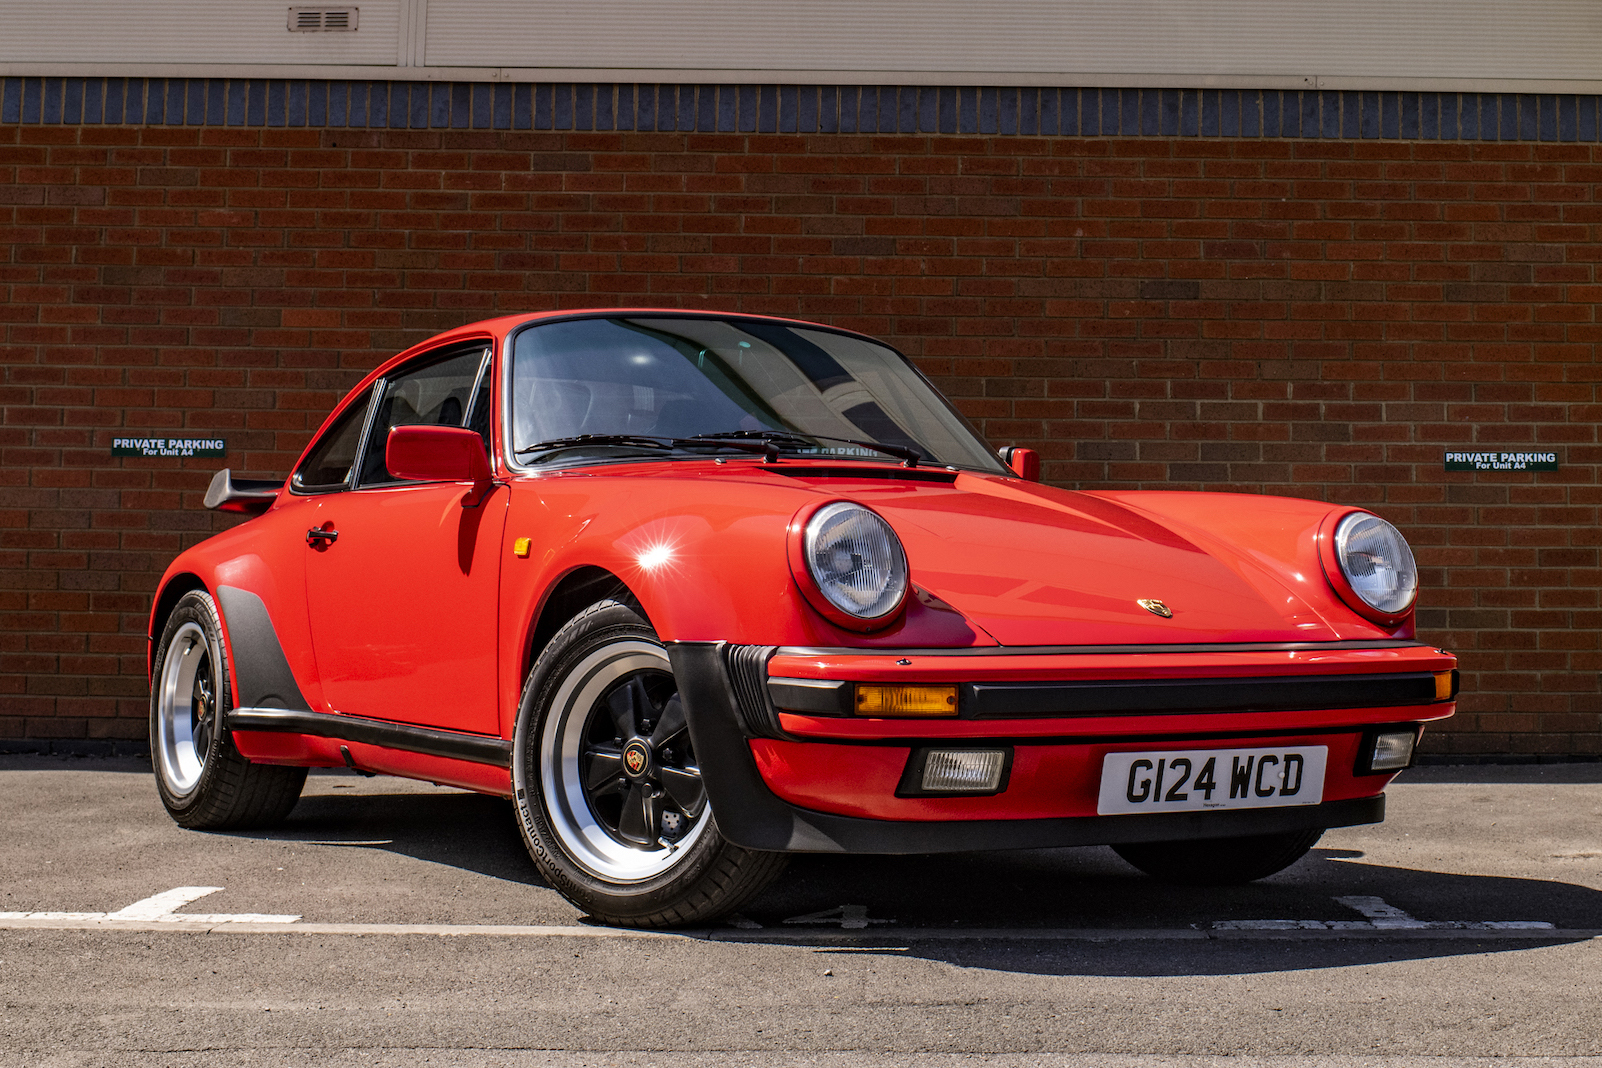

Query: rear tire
[[512, 599, 787, 927], [1112, 828, 1324, 885], [150, 590, 306, 830]]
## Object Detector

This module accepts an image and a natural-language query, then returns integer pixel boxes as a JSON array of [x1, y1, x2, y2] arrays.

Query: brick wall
[[2, 87, 1599, 758]]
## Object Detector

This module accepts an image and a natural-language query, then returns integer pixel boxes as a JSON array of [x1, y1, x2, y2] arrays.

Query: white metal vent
[[287, 7, 358, 32]]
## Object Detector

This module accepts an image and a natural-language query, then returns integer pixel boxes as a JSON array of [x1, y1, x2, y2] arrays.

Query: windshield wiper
[[514, 434, 675, 457], [516, 433, 785, 462], [517, 430, 925, 468], [687, 430, 923, 467]]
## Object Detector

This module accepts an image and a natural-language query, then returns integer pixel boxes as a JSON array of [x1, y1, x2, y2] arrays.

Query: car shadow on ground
[[220, 781, 1602, 979], [232, 784, 550, 889], [725, 846, 1602, 976]]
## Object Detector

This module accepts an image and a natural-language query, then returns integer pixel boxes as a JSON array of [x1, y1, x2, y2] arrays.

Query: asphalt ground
[[1, 754, 1599, 1066]]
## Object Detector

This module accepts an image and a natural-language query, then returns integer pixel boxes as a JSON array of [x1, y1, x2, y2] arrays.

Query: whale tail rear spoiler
[[204, 469, 283, 515]]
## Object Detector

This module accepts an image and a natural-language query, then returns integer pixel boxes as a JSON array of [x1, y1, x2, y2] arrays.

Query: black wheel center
[[621, 739, 652, 780]]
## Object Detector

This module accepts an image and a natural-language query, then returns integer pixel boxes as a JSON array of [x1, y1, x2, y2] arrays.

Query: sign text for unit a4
[[1444, 451, 1559, 472], [111, 437, 227, 459]]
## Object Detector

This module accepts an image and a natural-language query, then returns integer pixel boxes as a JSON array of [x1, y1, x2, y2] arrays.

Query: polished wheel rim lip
[[156, 621, 214, 796], [539, 640, 710, 883]]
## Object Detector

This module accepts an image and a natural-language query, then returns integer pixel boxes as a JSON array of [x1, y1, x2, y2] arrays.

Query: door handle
[[306, 526, 340, 547]]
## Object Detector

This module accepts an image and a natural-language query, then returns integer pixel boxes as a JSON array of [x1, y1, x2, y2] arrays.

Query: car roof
[[361, 308, 884, 387]]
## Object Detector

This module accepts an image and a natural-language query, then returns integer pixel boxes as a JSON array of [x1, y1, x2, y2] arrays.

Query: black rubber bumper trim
[[776, 639, 1427, 658], [966, 672, 1440, 718], [226, 707, 512, 767], [665, 640, 1384, 855]]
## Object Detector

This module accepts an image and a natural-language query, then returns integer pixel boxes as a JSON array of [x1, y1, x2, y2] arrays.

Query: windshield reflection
[[508, 316, 1005, 472]]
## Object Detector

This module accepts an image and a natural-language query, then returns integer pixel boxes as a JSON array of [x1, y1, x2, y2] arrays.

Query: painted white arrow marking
[[1213, 894, 1553, 931], [0, 886, 299, 925]]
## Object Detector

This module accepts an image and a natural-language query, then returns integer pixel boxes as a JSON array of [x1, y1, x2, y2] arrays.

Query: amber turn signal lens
[[1433, 672, 1453, 700], [855, 684, 958, 716]]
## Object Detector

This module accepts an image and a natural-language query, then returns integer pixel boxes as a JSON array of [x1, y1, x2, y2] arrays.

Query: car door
[[300, 343, 507, 735]]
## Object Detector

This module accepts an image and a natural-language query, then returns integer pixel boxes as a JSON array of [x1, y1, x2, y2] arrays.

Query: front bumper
[[669, 639, 1455, 854]]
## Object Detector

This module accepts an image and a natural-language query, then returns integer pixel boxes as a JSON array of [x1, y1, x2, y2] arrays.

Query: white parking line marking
[[1212, 895, 1554, 932], [0, 886, 299, 925], [0, 893, 1587, 941]]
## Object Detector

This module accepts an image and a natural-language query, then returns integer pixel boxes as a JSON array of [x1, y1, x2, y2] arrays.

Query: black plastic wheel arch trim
[[225, 707, 513, 767], [214, 586, 314, 713], [665, 639, 1384, 855]]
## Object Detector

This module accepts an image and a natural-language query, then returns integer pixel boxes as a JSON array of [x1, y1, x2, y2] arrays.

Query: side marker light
[[1433, 672, 1453, 700], [855, 684, 958, 716], [513, 537, 531, 558]]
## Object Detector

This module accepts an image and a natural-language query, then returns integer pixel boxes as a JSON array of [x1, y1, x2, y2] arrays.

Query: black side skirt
[[226, 707, 512, 768], [668, 640, 1385, 855]]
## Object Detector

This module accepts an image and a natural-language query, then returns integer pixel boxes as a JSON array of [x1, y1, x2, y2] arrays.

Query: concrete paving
[[1, 754, 1599, 1066]]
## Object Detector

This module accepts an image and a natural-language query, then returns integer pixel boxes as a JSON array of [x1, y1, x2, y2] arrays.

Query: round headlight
[[1334, 513, 1418, 616], [803, 502, 909, 622]]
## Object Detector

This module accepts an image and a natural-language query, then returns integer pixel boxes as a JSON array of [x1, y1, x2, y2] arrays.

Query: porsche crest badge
[[1137, 598, 1173, 618], [623, 741, 649, 776]]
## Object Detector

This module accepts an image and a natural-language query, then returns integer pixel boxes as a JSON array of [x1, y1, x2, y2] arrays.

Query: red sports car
[[148, 310, 1455, 927]]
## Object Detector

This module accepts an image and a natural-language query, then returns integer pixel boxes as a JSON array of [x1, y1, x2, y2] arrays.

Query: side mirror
[[386, 425, 495, 506], [998, 446, 1041, 482]]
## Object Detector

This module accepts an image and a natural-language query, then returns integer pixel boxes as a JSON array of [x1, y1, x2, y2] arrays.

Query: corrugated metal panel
[[424, 0, 1602, 83], [0, 0, 401, 65], [1, 0, 1600, 90]]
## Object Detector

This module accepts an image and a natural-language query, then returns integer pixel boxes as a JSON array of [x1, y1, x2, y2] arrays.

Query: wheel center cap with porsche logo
[[1137, 598, 1173, 618], [622, 740, 652, 778]]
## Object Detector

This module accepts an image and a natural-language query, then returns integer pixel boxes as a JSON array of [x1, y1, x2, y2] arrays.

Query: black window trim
[[288, 383, 383, 496], [350, 339, 495, 492]]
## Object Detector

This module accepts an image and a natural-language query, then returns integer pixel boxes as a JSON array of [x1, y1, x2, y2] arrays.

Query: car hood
[[844, 474, 1347, 646]]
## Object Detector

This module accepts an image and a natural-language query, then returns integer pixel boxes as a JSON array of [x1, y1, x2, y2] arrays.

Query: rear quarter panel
[[149, 495, 325, 715]]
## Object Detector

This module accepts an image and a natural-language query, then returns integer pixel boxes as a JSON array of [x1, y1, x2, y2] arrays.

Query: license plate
[[1097, 746, 1327, 815]]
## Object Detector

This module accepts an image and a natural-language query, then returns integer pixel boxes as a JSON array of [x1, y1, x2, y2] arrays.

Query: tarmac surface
[[1, 754, 1599, 1066]]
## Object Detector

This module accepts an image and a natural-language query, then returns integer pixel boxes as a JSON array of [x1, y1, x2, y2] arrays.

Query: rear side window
[[291, 387, 373, 492], [356, 347, 490, 487]]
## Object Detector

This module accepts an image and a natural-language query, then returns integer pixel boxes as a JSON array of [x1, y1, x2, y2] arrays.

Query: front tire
[[150, 590, 306, 830], [1112, 828, 1324, 885], [512, 599, 787, 927]]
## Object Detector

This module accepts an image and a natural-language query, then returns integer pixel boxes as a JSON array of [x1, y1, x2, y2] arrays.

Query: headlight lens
[[804, 502, 908, 621], [1334, 513, 1418, 615]]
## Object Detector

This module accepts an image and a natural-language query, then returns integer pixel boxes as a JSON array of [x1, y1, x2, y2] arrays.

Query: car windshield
[[508, 316, 1007, 472]]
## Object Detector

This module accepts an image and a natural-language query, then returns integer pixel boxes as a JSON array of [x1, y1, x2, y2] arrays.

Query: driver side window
[[356, 346, 491, 487]]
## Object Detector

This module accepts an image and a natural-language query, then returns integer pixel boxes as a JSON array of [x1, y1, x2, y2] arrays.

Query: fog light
[[921, 749, 1007, 792], [1369, 730, 1417, 772], [855, 683, 958, 716]]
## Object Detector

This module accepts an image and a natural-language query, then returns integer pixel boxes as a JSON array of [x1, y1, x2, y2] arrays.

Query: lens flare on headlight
[[1334, 513, 1418, 615], [804, 502, 908, 621]]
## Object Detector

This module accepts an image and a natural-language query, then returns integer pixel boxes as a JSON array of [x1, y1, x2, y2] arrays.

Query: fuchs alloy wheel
[[1112, 828, 1325, 886], [150, 590, 306, 829], [512, 599, 787, 927]]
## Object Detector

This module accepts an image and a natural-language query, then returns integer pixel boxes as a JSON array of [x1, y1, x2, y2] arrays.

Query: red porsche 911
[[148, 310, 1455, 927]]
